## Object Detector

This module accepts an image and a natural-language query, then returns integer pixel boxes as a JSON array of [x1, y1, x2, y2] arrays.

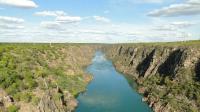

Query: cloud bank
[[148, 0, 200, 17], [0, 0, 38, 8]]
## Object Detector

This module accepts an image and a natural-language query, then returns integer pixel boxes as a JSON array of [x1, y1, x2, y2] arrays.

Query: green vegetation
[[57, 75, 88, 96], [0, 43, 95, 111], [7, 105, 19, 112], [140, 73, 200, 111]]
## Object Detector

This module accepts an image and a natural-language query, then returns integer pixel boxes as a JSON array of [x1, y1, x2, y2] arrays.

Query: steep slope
[[0, 44, 97, 112], [103, 41, 200, 112]]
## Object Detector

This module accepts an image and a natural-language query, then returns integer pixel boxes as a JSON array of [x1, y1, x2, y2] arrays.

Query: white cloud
[[35, 11, 66, 17], [0, 22, 196, 43], [35, 10, 82, 27], [154, 21, 194, 31], [40, 21, 61, 29], [148, 0, 200, 17], [170, 21, 194, 28], [0, 16, 24, 23], [0, 16, 25, 30], [0, 24, 24, 29], [93, 16, 110, 23], [0, 11, 197, 43], [78, 29, 106, 34], [0, 0, 38, 8], [56, 16, 82, 23]]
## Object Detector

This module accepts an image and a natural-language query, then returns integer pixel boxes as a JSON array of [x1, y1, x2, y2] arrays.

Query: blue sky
[[0, 0, 199, 43]]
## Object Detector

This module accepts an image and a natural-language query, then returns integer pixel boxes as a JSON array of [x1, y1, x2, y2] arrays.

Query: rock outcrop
[[103, 43, 200, 112], [37, 88, 77, 112]]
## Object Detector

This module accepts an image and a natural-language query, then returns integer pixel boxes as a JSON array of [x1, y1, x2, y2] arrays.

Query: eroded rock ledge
[[103, 43, 200, 112]]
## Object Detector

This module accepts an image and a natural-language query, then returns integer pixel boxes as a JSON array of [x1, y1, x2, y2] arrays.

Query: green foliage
[[23, 72, 38, 89], [13, 92, 21, 102], [32, 96, 40, 105], [7, 105, 19, 112], [53, 92, 63, 101], [0, 43, 94, 111], [57, 74, 88, 96], [20, 92, 33, 103]]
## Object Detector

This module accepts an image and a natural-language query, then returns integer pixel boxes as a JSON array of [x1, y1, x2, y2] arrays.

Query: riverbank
[[102, 41, 200, 112], [0, 44, 98, 112]]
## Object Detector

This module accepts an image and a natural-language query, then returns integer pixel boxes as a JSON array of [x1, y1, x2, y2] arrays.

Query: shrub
[[6, 83, 20, 95], [20, 92, 32, 103], [32, 96, 40, 105], [7, 105, 19, 112], [24, 72, 38, 89], [24, 78, 38, 90], [13, 92, 21, 101]]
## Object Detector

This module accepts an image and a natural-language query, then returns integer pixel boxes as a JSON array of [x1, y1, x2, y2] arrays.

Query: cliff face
[[103, 43, 200, 112]]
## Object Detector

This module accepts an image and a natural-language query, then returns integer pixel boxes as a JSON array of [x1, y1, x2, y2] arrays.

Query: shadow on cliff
[[195, 60, 200, 81], [136, 49, 156, 77], [158, 49, 184, 78]]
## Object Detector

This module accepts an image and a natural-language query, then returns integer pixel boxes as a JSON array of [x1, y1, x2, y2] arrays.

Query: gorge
[[0, 41, 200, 112]]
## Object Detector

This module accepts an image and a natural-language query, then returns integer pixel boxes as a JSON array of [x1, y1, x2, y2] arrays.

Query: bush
[[32, 96, 40, 105], [24, 78, 38, 90], [20, 92, 32, 103], [24, 72, 38, 89], [6, 83, 20, 95], [7, 105, 19, 112], [13, 92, 21, 101]]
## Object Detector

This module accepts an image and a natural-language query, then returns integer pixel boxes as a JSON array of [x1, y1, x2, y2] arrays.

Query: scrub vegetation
[[0, 43, 96, 112]]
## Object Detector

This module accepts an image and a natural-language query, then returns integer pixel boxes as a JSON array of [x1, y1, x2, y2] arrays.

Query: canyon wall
[[103, 43, 200, 112], [0, 44, 98, 112]]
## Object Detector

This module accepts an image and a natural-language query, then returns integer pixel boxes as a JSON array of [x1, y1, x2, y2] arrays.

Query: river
[[75, 51, 152, 112]]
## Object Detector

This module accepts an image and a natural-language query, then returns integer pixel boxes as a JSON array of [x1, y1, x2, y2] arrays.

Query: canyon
[[1, 41, 200, 112]]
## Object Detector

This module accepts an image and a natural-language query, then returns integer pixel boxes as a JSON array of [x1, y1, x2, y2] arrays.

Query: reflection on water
[[76, 51, 152, 112], [92, 51, 106, 63]]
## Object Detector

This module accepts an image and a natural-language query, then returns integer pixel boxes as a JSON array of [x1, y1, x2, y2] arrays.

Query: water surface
[[76, 51, 152, 112]]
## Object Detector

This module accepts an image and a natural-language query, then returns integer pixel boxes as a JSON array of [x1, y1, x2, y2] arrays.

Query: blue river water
[[75, 51, 152, 112]]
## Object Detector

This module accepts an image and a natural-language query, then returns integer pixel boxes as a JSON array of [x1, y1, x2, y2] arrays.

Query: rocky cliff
[[0, 44, 98, 112], [103, 42, 200, 112]]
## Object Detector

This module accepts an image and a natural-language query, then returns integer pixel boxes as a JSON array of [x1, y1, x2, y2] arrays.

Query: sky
[[0, 0, 199, 43]]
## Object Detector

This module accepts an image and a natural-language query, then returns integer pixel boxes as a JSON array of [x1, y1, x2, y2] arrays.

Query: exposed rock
[[195, 59, 200, 81], [158, 49, 185, 78], [138, 87, 146, 94], [137, 49, 155, 77], [142, 97, 148, 102], [103, 44, 200, 112], [37, 91, 61, 112], [4, 96, 14, 103]]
